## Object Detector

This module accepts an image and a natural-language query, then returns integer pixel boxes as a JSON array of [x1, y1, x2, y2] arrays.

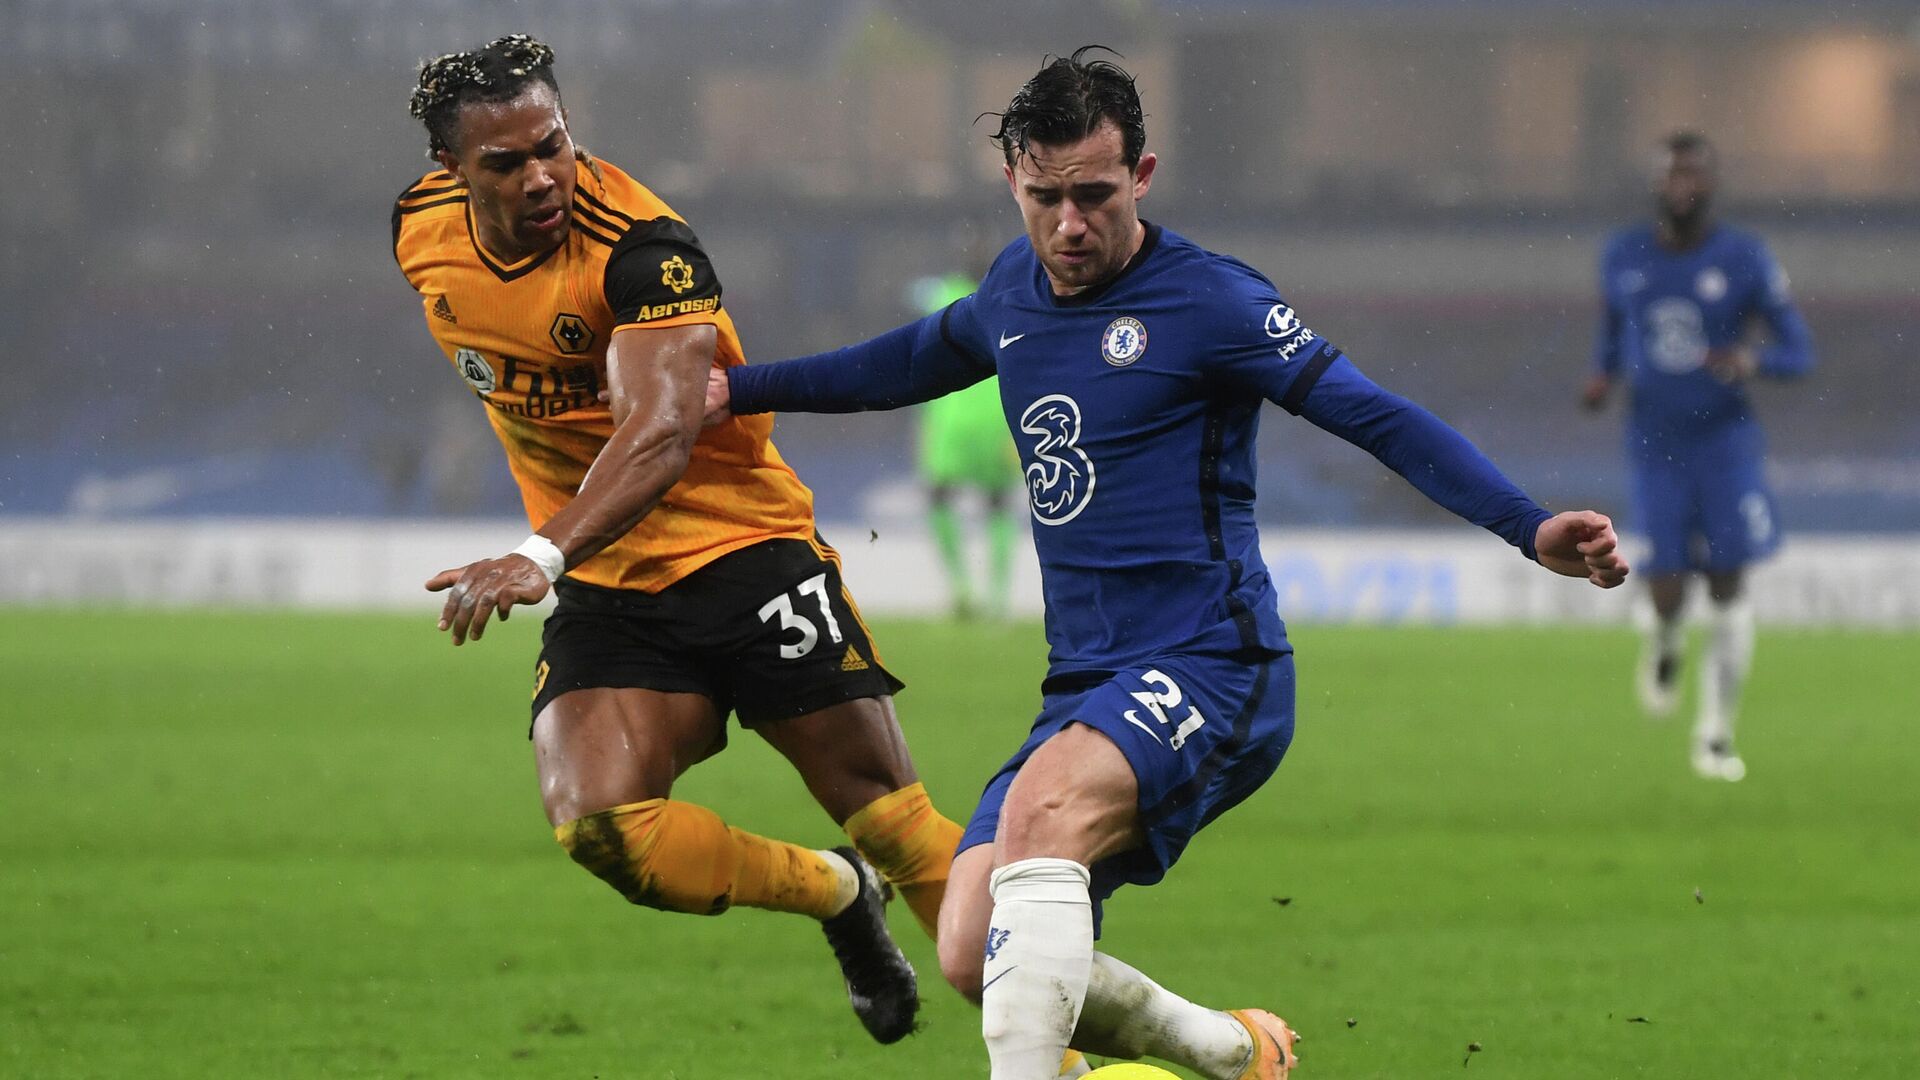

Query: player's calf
[[557, 800, 921, 1042], [935, 845, 997, 1002], [842, 781, 963, 940], [556, 797, 852, 916]]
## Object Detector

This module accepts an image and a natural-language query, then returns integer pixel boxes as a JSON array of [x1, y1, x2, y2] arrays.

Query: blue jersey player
[[1583, 131, 1814, 782], [709, 50, 1629, 1080]]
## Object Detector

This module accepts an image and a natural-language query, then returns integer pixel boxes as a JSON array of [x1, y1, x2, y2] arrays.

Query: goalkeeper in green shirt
[[910, 271, 1020, 620]]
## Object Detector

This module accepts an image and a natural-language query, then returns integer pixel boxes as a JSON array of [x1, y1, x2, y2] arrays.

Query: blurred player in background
[[710, 48, 1630, 1079], [391, 35, 965, 1043], [1583, 131, 1815, 781], [910, 253, 1022, 622]]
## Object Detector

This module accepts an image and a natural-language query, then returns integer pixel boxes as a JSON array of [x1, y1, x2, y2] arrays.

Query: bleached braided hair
[[408, 34, 562, 158]]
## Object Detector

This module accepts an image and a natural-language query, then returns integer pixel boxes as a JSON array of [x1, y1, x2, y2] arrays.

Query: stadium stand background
[[4, 0, 1916, 541]]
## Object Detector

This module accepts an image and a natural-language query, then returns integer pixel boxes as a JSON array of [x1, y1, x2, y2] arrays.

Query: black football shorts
[[528, 536, 904, 732]]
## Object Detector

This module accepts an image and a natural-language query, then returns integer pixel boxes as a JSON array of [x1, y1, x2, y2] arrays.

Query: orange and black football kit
[[393, 159, 899, 726]]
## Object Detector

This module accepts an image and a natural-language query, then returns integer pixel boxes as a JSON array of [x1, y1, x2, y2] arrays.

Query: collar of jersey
[[1046, 221, 1162, 309], [466, 201, 564, 282]]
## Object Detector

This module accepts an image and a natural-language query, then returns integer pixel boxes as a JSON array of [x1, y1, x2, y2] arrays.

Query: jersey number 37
[[757, 574, 844, 660]]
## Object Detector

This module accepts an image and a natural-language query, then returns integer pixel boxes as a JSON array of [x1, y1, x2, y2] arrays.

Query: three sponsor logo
[[1019, 394, 1096, 526]]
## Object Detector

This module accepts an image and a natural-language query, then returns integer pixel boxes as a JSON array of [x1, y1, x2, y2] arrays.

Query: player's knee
[[1707, 572, 1744, 604], [554, 800, 736, 916], [937, 932, 986, 1004]]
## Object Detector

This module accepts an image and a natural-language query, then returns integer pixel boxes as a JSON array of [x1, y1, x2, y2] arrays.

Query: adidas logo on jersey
[[840, 646, 869, 672], [432, 295, 457, 323]]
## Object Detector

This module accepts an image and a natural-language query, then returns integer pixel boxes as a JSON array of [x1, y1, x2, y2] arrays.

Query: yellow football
[[1084, 1066, 1182, 1079]]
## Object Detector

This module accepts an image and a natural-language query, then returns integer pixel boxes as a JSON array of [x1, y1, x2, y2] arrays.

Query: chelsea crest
[[1101, 316, 1147, 367]]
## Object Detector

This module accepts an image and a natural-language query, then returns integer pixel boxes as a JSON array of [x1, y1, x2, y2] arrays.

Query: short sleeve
[[604, 217, 724, 330], [1198, 263, 1342, 413]]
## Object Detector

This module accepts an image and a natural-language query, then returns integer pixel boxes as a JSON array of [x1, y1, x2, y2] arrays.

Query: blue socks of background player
[[982, 858, 1093, 1079]]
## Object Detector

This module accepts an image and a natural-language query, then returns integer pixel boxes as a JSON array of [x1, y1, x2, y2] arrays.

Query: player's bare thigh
[[1648, 573, 1689, 619], [532, 687, 727, 826], [754, 694, 919, 825], [999, 721, 1145, 865], [937, 722, 1146, 1000]]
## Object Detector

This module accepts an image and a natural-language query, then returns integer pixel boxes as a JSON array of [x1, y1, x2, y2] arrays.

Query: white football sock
[[1696, 596, 1754, 747], [1073, 952, 1256, 1079], [982, 858, 1094, 1080]]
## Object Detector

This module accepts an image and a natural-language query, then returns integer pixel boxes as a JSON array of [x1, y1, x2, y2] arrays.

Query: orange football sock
[[556, 798, 846, 919], [842, 782, 962, 940]]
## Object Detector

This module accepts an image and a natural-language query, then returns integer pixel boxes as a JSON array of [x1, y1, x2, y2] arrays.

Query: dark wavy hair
[[408, 34, 562, 158], [986, 46, 1146, 168]]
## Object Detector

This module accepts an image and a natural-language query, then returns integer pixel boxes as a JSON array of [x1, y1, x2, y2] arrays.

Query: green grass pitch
[[3, 610, 1915, 1078]]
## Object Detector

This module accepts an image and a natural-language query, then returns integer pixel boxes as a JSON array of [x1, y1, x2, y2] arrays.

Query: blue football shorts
[[959, 649, 1296, 931], [1631, 421, 1781, 575]]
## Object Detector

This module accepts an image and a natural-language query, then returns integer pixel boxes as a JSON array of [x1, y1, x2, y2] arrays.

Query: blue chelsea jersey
[[942, 225, 1314, 679], [1595, 223, 1814, 447], [730, 223, 1552, 687]]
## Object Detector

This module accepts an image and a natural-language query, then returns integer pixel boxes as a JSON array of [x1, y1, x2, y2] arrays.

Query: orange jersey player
[[394, 146, 813, 593], [393, 35, 962, 1048]]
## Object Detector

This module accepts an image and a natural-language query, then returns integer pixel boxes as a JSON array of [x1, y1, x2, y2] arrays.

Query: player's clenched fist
[[1533, 510, 1630, 589], [424, 554, 551, 645]]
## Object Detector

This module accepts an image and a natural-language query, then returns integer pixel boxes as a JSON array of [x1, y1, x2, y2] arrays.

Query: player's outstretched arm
[[724, 309, 993, 419], [423, 323, 714, 645], [1278, 354, 1548, 556], [1533, 510, 1630, 588], [1282, 353, 1630, 585]]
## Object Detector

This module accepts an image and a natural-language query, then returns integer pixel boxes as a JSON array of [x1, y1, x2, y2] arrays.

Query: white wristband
[[511, 535, 566, 583]]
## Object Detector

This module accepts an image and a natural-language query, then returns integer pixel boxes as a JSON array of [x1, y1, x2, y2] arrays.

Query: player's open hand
[[1534, 510, 1630, 588], [702, 365, 733, 427], [424, 554, 552, 645]]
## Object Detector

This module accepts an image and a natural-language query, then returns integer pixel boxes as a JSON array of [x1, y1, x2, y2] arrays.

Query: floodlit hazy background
[[3, 0, 1916, 604]]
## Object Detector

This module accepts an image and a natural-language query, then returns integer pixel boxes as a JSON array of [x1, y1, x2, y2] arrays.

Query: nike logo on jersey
[[999, 331, 1027, 349]]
